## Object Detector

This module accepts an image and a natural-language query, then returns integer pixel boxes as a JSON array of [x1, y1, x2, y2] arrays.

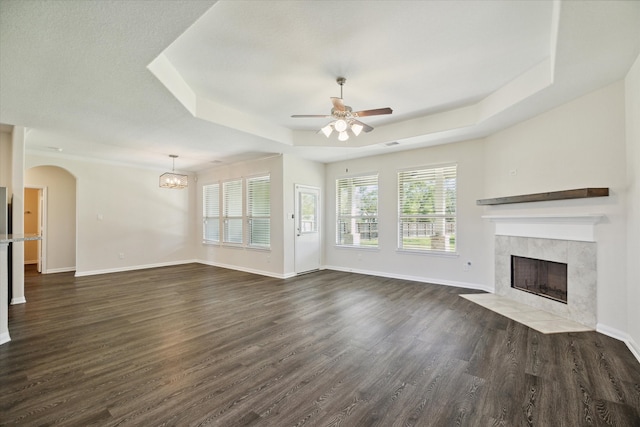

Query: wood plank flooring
[[1, 263, 639, 426]]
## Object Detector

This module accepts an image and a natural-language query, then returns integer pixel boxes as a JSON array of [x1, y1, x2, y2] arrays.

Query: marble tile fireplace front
[[485, 214, 603, 329], [496, 235, 596, 328]]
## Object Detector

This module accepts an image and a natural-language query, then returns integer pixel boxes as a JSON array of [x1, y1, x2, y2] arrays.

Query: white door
[[37, 188, 46, 273], [294, 185, 321, 274]]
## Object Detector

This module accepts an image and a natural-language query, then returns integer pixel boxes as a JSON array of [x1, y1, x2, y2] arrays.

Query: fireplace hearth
[[511, 256, 568, 303]]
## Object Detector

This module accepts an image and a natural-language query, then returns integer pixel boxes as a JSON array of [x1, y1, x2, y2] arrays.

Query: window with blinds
[[336, 174, 378, 247], [203, 183, 220, 243], [223, 179, 243, 244], [398, 165, 457, 252], [247, 175, 270, 248]]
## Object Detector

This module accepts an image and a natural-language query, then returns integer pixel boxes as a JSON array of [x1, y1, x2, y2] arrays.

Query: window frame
[[335, 173, 379, 248], [397, 164, 457, 254], [298, 189, 318, 235]]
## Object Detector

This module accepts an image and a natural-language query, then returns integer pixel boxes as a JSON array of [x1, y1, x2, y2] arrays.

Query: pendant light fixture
[[159, 154, 188, 189]]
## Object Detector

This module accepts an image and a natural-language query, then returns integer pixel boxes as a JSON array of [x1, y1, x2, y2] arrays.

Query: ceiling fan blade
[[331, 97, 346, 111], [291, 114, 332, 118], [353, 119, 374, 133], [353, 107, 393, 117]]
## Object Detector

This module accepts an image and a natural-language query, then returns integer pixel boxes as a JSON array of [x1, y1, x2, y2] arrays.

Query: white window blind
[[247, 175, 270, 248], [223, 179, 243, 244], [203, 183, 220, 243], [398, 165, 457, 252], [336, 174, 378, 247]]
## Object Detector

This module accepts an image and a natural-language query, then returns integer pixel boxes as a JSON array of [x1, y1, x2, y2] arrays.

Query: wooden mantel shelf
[[476, 188, 609, 206]]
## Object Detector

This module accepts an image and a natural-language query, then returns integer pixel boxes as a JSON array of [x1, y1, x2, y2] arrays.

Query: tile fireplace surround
[[484, 214, 603, 329]]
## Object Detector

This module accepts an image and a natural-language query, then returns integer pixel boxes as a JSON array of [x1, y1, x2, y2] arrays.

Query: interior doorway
[[24, 187, 45, 274], [25, 165, 76, 274]]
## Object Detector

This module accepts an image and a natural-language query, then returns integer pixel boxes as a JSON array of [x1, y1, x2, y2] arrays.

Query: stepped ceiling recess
[[1, 0, 639, 171]]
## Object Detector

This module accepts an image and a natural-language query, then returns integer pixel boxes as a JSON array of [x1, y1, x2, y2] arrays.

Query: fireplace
[[483, 214, 603, 329], [511, 256, 568, 303]]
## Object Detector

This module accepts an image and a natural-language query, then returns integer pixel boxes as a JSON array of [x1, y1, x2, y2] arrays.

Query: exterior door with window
[[294, 185, 320, 274]]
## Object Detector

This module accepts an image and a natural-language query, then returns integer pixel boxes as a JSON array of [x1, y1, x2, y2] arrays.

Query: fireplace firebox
[[511, 256, 568, 303]]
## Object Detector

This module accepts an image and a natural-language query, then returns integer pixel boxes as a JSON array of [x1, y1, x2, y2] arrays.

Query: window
[[299, 191, 318, 233], [336, 174, 378, 247], [203, 183, 220, 243], [247, 175, 270, 248], [398, 165, 457, 252], [204, 175, 271, 249], [223, 179, 243, 244]]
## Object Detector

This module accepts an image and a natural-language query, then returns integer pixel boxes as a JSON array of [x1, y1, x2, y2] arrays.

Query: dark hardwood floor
[[1, 264, 639, 426]]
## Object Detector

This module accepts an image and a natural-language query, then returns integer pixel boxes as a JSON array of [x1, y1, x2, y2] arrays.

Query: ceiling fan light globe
[[351, 122, 363, 136], [321, 124, 333, 137], [334, 119, 347, 132], [338, 131, 349, 141]]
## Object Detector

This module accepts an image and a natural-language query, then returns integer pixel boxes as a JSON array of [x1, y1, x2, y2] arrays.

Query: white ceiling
[[1, 0, 639, 172]]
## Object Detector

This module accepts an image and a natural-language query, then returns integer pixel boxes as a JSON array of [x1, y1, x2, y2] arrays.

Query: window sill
[[202, 241, 271, 252], [396, 249, 459, 258], [334, 245, 380, 251], [221, 243, 245, 250]]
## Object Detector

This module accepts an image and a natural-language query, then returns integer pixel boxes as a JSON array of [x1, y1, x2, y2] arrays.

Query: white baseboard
[[75, 259, 199, 277], [0, 331, 10, 345], [45, 267, 76, 274], [628, 338, 640, 363], [24, 260, 38, 265], [197, 260, 293, 279], [10, 297, 26, 305], [597, 323, 640, 364], [322, 265, 493, 293]]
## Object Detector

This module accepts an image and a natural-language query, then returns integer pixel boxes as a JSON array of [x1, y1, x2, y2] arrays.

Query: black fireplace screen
[[511, 256, 568, 303]]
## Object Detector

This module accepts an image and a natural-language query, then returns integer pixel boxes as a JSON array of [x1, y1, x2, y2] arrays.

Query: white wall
[[25, 165, 76, 272], [324, 139, 491, 290], [483, 81, 628, 335], [282, 154, 325, 276], [0, 130, 11, 190], [11, 127, 25, 302], [26, 154, 196, 276], [195, 155, 286, 277], [625, 54, 640, 357]]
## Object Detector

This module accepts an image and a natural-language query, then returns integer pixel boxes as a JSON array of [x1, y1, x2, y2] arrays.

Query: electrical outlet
[[463, 260, 472, 271], [118, 252, 125, 259]]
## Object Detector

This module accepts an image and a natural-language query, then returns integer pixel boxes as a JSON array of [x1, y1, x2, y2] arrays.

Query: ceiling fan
[[291, 77, 393, 141]]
